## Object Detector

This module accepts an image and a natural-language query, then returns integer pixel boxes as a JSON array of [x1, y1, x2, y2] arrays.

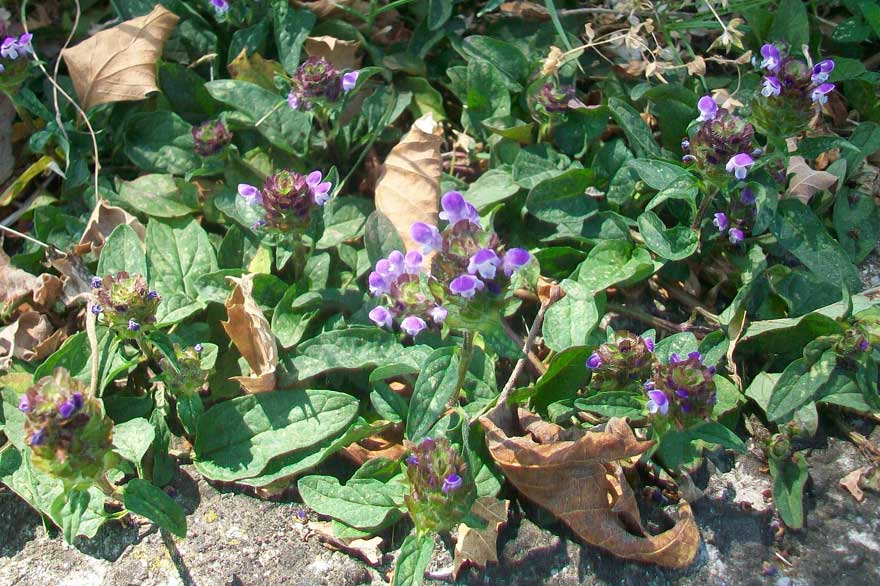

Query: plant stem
[[96, 474, 123, 501], [691, 184, 719, 231], [606, 302, 713, 338], [450, 331, 475, 407]]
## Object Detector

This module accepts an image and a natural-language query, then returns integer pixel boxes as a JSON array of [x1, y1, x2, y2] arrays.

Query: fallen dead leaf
[[32, 274, 64, 308], [374, 114, 442, 252], [786, 156, 838, 203], [500, 2, 549, 19], [341, 435, 407, 465], [307, 521, 384, 566], [47, 250, 93, 306], [222, 274, 278, 393], [1, 249, 41, 313], [62, 6, 179, 110], [75, 201, 146, 257], [840, 467, 867, 502], [452, 497, 509, 578], [228, 49, 285, 92], [0, 311, 65, 368], [304, 36, 361, 70], [479, 407, 700, 569], [686, 56, 706, 77], [293, 0, 370, 19]]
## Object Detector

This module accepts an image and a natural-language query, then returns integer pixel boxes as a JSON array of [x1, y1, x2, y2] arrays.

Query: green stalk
[[450, 331, 475, 407]]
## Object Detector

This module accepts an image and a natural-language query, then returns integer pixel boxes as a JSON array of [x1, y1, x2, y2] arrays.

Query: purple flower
[[194, 343, 204, 353], [306, 170, 332, 206], [16, 34, 33, 55], [725, 153, 754, 180], [91, 276, 103, 289], [146, 290, 160, 301], [238, 183, 262, 206], [404, 251, 423, 274], [0, 64, 5, 74], [287, 91, 302, 110], [410, 222, 442, 254], [18, 395, 30, 412], [811, 59, 834, 84], [442, 473, 463, 494], [439, 191, 480, 227], [501, 248, 531, 276], [368, 271, 390, 296], [740, 187, 755, 205], [696, 95, 718, 122], [30, 428, 45, 446], [760, 44, 780, 71], [127, 319, 141, 332], [1, 36, 19, 60], [728, 227, 745, 244], [401, 316, 427, 337], [72, 392, 84, 411], [681, 139, 690, 151], [713, 212, 729, 232], [210, 0, 229, 14], [369, 306, 394, 328], [405, 454, 419, 466], [449, 274, 484, 299], [761, 76, 781, 97], [811, 83, 835, 106], [644, 380, 656, 391], [91, 304, 103, 315], [376, 251, 405, 279], [675, 388, 689, 399], [646, 390, 669, 415], [859, 339, 870, 352], [688, 351, 703, 362], [669, 352, 681, 365], [342, 70, 359, 92], [59, 400, 76, 419], [467, 248, 500, 279], [644, 338, 655, 352], [586, 352, 602, 369], [430, 305, 447, 324]]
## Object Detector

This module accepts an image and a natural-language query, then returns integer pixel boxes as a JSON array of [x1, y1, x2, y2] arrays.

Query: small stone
[[776, 576, 792, 586]]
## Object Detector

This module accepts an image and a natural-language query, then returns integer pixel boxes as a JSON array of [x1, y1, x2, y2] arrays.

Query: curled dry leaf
[[75, 201, 146, 257], [304, 36, 361, 70], [0, 311, 65, 369], [840, 467, 868, 503], [786, 156, 838, 203], [61, 6, 180, 110], [293, 0, 370, 19], [479, 407, 700, 569], [374, 114, 442, 252], [47, 250, 93, 306], [341, 434, 407, 466], [222, 274, 278, 393], [452, 497, 510, 579], [307, 521, 384, 566], [0, 249, 40, 313], [33, 274, 64, 308]]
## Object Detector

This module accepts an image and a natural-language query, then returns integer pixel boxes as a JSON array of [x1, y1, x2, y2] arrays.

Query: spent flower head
[[645, 352, 717, 428], [92, 272, 159, 337], [19, 369, 117, 488], [192, 119, 233, 156], [403, 437, 472, 534], [586, 331, 655, 393], [287, 57, 359, 111]]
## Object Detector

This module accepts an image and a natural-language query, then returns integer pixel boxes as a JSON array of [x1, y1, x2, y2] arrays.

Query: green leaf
[[112, 174, 199, 218], [158, 62, 219, 123], [52, 489, 90, 545], [461, 36, 528, 91], [146, 217, 219, 324], [834, 188, 880, 263], [576, 240, 656, 293], [525, 169, 598, 231], [575, 392, 644, 418], [653, 332, 698, 364], [769, 453, 808, 529], [97, 224, 147, 277], [205, 80, 311, 154], [553, 107, 609, 158], [770, 199, 861, 291], [405, 347, 461, 442], [543, 279, 602, 352], [288, 328, 405, 381], [298, 476, 405, 532], [113, 417, 155, 467], [272, 4, 316, 75], [193, 389, 359, 481], [465, 168, 520, 211], [608, 97, 661, 158], [628, 159, 690, 190], [687, 421, 746, 453], [427, 0, 453, 30], [463, 60, 511, 137], [123, 478, 187, 537], [392, 533, 434, 586], [123, 111, 199, 176], [637, 210, 698, 261], [316, 197, 372, 249], [365, 211, 406, 266], [529, 346, 591, 414], [177, 394, 204, 436], [769, 0, 809, 51], [767, 351, 837, 422]]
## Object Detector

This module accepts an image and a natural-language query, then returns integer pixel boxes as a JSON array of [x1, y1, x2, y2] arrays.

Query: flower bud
[[192, 119, 233, 156], [241, 168, 332, 235], [159, 344, 212, 397], [403, 437, 472, 533], [92, 272, 159, 337]]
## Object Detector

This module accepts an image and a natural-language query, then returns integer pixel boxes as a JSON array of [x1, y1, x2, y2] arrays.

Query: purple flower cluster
[[712, 186, 756, 244], [210, 0, 229, 16], [92, 272, 160, 337], [192, 119, 233, 156], [752, 44, 836, 136], [585, 331, 655, 392], [287, 57, 359, 111], [0, 32, 33, 75], [403, 437, 472, 533], [238, 169, 331, 233], [369, 192, 530, 337], [645, 351, 717, 426], [684, 96, 758, 181]]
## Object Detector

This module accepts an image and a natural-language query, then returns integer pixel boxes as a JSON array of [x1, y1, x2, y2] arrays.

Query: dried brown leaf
[[33, 274, 64, 308], [479, 407, 700, 568], [0, 311, 64, 368], [304, 36, 361, 70], [452, 497, 510, 578], [76, 201, 146, 257], [840, 467, 867, 503], [341, 435, 406, 466], [293, 0, 370, 19], [307, 521, 384, 566], [47, 250, 93, 306], [0, 250, 40, 313], [786, 156, 838, 203], [374, 114, 442, 252], [222, 274, 278, 393], [61, 6, 180, 110], [228, 49, 285, 92], [686, 56, 706, 77]]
